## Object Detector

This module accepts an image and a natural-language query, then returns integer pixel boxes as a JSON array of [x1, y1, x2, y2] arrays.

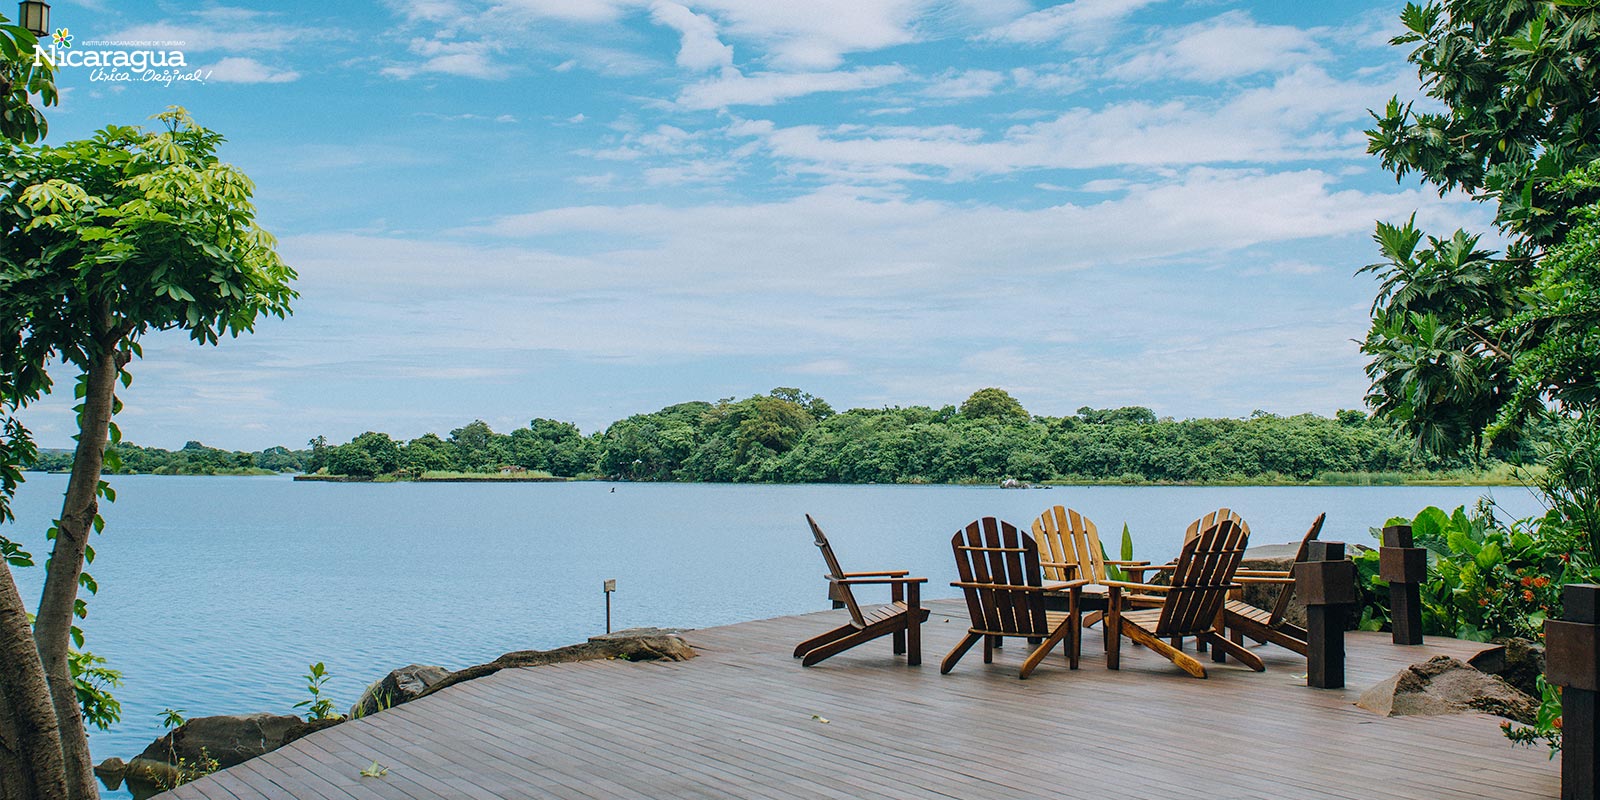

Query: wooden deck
[[162, 599, 1560, 799]]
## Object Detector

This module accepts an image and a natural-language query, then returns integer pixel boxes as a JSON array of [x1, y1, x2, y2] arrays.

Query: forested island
[[30, 388, 1529, 485]]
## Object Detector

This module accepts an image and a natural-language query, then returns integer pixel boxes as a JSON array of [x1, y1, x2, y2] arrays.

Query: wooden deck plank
[[159, 598, 1560, 800]]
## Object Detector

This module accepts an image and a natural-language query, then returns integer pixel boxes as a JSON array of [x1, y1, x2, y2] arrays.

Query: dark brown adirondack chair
[[941, 518, 1088, 679], [1032, 505, 1148, 627], [1103, 519, 1262, 678], [1137, 507, 1255, 651], [1223, 513, 1326, 658], [793, 515, 929, 667]]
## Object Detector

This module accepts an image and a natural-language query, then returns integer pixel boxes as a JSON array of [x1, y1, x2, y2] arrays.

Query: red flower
[[1523, 590, 1537, 602], [1533, 576, 1550, 588], [1521, 576, 1534, 587]]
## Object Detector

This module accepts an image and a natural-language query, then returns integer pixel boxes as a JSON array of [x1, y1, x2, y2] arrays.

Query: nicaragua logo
[[33, 26, 208, 85]]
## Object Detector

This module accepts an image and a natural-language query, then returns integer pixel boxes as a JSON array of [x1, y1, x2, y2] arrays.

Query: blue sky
[[17, 0, 1491, 450]]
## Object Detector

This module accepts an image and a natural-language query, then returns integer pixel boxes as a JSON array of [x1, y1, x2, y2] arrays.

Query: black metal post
[[1379, 525, 1425, 645], [1295, 541, 1356, 689], [1548, 584, 1600, 800], [603, 579, 616, 634]]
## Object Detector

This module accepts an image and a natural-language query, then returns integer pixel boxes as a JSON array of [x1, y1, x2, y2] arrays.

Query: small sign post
[[603, 579, 617, 634]]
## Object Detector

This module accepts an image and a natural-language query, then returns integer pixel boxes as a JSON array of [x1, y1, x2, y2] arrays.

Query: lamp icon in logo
[[51, 28, 72, 49]]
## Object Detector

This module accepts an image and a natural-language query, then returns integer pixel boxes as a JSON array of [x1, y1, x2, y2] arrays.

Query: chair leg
[[1082, 610, 1104, 628], [794, 625, 855, 658], [1068, 589, 1081, 670], [983, 635, 994, 663], [893, 628, 905, 655], [1022, 618, 1077, 679], [942, 632, 983, 674], [1125, 625, 1207, 678], [802, 627, 884, 667], [1204, 631, 1266, 671], [905, 587, 922, 667], [1107, 603, 1122, 670]]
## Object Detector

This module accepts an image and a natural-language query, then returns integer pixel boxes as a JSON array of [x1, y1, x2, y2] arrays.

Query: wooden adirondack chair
[[1103, 519, 1262, 678], [1138, 507, 1255, 652], [1223, 513, 1326, 658], [1031, 506, 1148, 627], [793, 515, 929, 667], [941, 517, 1089, 679]]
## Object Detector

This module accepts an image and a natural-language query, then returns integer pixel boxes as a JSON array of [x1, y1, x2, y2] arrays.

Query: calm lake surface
[[4, 475, 1547, 792]]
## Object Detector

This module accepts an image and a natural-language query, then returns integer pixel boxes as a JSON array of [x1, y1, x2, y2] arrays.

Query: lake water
[[3, 475, 1547, 795]]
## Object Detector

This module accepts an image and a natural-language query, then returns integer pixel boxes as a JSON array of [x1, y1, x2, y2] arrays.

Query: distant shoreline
[[24, 470, 1532, 488], [292, 474, 568, 483]]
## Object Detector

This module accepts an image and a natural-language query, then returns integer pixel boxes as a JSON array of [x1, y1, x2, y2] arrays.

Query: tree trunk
[[33, 344, 123, 800], [0, 561, 69, 800]]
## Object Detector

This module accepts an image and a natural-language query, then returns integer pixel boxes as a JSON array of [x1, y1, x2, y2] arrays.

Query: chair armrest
[[832, 576, 927, 586], [1041, 579, 1092, 590], [1102, 579, 1170, 593], [1038, 561, 1080, 577], [1236, 569, 1291, 578], [1236, 576, 1296, 585], [842, 570, 909, 577], [1105, 560, 1150, 567]]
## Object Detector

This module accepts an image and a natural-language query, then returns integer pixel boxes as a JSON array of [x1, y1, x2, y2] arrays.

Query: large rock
[[122, 712, 335, 789], [416, 629, 696, 702], [1357, 655, 1536, 723], [349, 663, 452, 718], [1487, 637, 1545, 698], [1238, 549, 1303, 629]]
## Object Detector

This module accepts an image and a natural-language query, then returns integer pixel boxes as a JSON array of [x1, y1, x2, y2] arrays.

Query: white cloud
[[383, 38, 508, 79], [685, 0, 922, 69], [676, 65, 909, 109], [492, 0, 639, 23], [201, 57, 300, 84], [923, 68, 1005, 99], [650, 1, 735, 73], [724, 66, 1410, 179], [1109, 11, 1327, 83], [985, 0, 1163, 46]]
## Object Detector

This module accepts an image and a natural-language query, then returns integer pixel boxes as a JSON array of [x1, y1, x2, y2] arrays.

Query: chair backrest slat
[[1032, 505, 1104, 583], [806, 514, 865, 626], [1268, 513, 1326, 626], [1183, 508, 1250, 544], [951, 518, 1047, 637], [1156, 519, 1249, 637]]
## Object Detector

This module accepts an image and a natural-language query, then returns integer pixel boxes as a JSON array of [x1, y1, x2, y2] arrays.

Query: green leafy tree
[[401, 432, 457, 474], [959, 388, 1029, 423], [0, 107, 295, 800], [1361, 1, 1600, 456], [0, 13, 56, 145]]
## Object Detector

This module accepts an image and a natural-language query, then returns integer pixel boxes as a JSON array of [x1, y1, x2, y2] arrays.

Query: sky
[[14, 0, 1493, 450]]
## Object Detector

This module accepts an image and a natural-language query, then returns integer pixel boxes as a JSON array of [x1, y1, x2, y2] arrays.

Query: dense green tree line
[[29, 442, 308, 475], [300, 388, 1496, 484]]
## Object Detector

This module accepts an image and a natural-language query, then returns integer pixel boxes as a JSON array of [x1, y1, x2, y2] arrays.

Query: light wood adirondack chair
[[1223, 513, 1326, 658], [941, 517, 1088, 679], [793, 515, 929, 667], [1031, 506, 1148, 627], [1103, 519, 1263, 678]]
